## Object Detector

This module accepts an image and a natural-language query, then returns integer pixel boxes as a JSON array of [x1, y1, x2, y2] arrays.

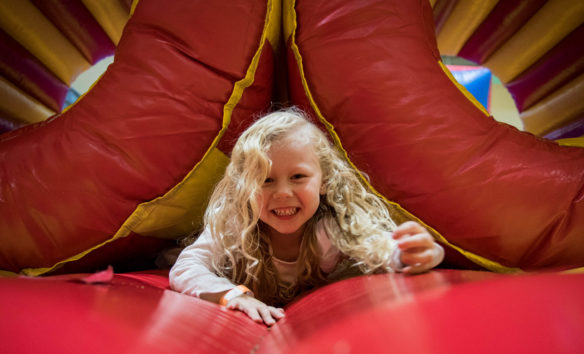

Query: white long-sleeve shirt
[[170, 218, 412, 300], [169, 219, 347, 297]]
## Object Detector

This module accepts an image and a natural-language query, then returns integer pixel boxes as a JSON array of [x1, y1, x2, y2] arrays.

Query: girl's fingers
[[270, 307, 286, 319], [243, 307, 263, 323], [259, 307, 275, 326], [258, 306, 285, 326], [392, 222, 444, 275], [400, 248, 435, 266], [392, 221, 425, 239], [229, 298, 285, 326], [397, 233, 433, 251], [401, 265, 414, 274], [402, 265, 426, 274], [401, 257, 430, 274], [399, 244, 445, 274], [228, 299, 263, 323]]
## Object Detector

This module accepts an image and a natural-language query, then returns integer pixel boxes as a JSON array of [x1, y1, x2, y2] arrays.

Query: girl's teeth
[[273, 208, 297, 216]]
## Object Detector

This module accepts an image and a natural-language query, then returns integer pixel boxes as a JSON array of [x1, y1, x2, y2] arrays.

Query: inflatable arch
[[1, 0, 583, 275], [0, 0, 279, 275], [0, 1, 583, 352]]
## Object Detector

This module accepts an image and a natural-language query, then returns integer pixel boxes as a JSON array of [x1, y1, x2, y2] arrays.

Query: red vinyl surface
[[0, 269, 265, 354], [262, 270, 584, 354], [1, 269, 582, 353], [2, 0, 583, 277], [287, 0, 584, 270], [0, 0, 273, 273]]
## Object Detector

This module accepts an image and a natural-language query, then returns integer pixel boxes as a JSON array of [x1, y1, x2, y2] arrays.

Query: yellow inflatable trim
[[130, 0, 139, 15], [284, 0, 520, 274], [556, 137, 584, 147], [563, 267, 584, 274], [0, 270, 18, 277], [131, 148, 229, 239], [23, 0, 280, 276]]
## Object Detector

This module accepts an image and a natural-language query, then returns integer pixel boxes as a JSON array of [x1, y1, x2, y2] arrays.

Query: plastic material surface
[[1, 269, 582, 353], [0, 0, 275, 274], [286, 0, 584, 270], [1, 0, 583, 277]]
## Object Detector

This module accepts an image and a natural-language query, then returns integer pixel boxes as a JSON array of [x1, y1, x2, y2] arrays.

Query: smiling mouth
[[272, 208, 298, 216]]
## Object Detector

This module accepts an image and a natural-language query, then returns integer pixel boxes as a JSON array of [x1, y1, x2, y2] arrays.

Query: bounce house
[[1, 0, 583, 352]]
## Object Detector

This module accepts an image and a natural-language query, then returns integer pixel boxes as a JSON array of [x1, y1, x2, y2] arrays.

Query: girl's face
[[258, 128, 324, 242]]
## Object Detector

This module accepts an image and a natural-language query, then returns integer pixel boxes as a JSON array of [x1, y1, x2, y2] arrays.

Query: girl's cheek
[[256, 192, 267, 205]]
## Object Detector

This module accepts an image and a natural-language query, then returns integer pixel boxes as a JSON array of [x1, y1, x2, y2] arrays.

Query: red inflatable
[[0, 0, 279, 275], [285, 0, 584, 271], [0, 269, 582, 353], [1, 0, 583, 352], [1, 0, 583, 277]]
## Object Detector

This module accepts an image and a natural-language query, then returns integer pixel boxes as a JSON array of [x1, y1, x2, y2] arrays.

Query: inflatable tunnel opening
[[442, 54, 523, 131]]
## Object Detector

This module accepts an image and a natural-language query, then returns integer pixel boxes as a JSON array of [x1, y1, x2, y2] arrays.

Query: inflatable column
[[0, 0, 281, 275], [285, 0, 584, 271]]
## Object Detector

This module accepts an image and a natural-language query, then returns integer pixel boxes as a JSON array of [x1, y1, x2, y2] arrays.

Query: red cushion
[[286, 0, 584, 270], [0, 0, 276, 274]]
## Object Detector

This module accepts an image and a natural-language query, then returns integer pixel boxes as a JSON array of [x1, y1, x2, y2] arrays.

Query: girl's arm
[[391, 221, 444, 274], [169, 228, 284, 326], [169, 227, 236, 296]]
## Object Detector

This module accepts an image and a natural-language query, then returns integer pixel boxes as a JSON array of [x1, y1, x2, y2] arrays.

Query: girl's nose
[[274, 182, 293, 198]]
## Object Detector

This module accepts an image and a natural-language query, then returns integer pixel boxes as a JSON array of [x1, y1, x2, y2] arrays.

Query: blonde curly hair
[[204, 108, 397, 305]]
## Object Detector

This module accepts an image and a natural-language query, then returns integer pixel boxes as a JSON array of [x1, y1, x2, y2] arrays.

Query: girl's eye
[[264, 177, 274, 184], [292, 174, 305, 180]]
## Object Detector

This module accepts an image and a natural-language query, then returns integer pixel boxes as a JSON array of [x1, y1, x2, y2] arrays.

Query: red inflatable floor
[[1, 269, 582, 353]]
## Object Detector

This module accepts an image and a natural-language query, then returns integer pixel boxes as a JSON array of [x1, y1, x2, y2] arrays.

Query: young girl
[[170, 108, 444, 326]]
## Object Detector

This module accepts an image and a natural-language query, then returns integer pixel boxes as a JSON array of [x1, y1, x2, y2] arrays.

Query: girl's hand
[[226, 295, 285, 326], [392, 221, 444, 274]]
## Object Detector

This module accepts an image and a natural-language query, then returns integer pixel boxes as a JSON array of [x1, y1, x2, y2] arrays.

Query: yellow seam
[[22, 0, 276, 276], [130, 0, 139, 15], [0, 270, 19, 277], [562, 267, 584, 274], [287, 0, 519, 274], [555, 137, 584, 147], [21, 237, 122, 276]]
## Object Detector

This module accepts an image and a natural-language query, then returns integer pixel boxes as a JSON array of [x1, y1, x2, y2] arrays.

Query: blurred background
[[1, 0, 582, 139]]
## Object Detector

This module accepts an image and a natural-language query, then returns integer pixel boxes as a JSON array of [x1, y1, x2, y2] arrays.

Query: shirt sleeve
[[169, 227, 236, 297]]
